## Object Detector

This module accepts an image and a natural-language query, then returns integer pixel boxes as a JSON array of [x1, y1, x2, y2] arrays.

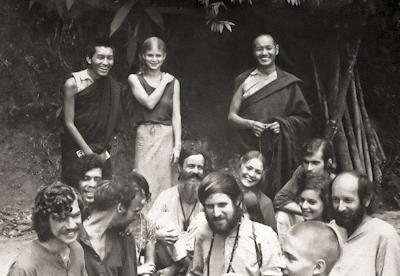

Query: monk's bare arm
[[228, 84, 265, 137], [128, 73, 173, 110], [171, 79, 182, 163], [63, 78, 94, 155]]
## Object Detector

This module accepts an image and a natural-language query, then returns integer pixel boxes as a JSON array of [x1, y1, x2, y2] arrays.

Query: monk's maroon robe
[[234, 67, 311, 197], [60, 75, 121, 183]]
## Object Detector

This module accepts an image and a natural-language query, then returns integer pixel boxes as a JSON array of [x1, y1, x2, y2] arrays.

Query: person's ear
[[86, 56, 92, 65], [177, 164, 182, 174], [275, 44, 279, 55], [313, 259, 326, 275], [116, 202, 126, 214], [363, 193, 372, 209]]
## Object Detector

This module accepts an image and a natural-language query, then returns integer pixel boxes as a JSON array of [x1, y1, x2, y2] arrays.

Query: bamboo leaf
[[66, 0, 74, 10], [145, 7, 165, 30], [110, 0, 138, 37]]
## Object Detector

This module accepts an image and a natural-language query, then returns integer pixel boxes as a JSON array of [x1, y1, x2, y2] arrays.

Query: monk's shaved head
[[283, 221, 341, 276], [253, 34, 278, 47]]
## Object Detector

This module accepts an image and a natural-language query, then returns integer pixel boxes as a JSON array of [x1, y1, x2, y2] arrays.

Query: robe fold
[[60, 75, 121, 182], [234, 67, 311, 197]]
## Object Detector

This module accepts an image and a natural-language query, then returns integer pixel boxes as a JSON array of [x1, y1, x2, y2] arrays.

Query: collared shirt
[[190, 217, 284, 276], [72, 69, 94, 92], [79, 227, 137, 276], [242, 69, 277, 99], [330, 217, 400, 276], [7, 240, 87, 276]]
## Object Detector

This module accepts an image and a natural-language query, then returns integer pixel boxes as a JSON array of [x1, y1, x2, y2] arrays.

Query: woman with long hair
[[238, 150, 277, 232], [128, 37, 181, 203]]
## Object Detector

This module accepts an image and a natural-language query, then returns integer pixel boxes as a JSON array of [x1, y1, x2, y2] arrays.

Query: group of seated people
[[7, 138, 400, 276]]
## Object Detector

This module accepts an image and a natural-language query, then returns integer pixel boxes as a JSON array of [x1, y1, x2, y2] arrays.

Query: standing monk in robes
[[60, 38, 121, 184], [228, 34, 311, 198]]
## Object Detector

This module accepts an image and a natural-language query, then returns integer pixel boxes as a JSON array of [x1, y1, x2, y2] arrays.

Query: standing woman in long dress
[[128, 37, 181, 204]]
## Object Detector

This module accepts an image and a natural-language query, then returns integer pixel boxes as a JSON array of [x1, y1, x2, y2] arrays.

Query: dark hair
[[139, 36, 166, 73], [302, 138, 335, 173], [86, 37, 115, 60], [198, 172, 242, 206], [32, 182, 79, 242], [178, 147, 206, 167], [298, 173, 332, 222], [67, 155, 105, 188], [128, 170, 151, 201], [91, 179, 139, 211]]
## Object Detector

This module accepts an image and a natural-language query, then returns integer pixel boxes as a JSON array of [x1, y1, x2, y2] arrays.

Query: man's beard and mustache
[[178, 171, 203, 203], [333, 204, 365, 233], [205, 204, 242, 236]]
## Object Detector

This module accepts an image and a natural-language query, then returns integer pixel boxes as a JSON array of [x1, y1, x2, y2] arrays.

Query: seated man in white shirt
[[190, 172, 284, 276], [329, 171, 400, 276], [147, 147, 206, 275]]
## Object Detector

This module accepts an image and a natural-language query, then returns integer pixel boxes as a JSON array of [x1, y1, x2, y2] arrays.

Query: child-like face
[[282, 234, 316, 276]]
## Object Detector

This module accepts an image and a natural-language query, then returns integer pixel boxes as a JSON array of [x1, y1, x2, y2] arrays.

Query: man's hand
[[250, 120, 267, 137], [157, 265, 177, 276], [156, 228, 179, 245], [266, 121, 280, 134], [138, 262, 156, 275], [170, 147, 180, 163]]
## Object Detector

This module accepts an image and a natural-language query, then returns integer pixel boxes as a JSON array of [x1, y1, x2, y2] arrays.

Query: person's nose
[[307, 163, 314, 171], [65, 217, 77, 229], [337, 200, 346, 212], [213, 206, 222, 218], [301, 201, 309, 210]]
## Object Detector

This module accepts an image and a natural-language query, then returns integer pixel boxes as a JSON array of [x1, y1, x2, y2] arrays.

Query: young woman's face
[[239, 158, 264, 188], [142, 47, 166, 71], [299, 189, 324, 221]]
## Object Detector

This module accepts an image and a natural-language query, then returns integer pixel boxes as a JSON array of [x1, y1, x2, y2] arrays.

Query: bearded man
[[146, 148, 206, 275], [329, 171, 400, 276], [190, 172, 284, 276]]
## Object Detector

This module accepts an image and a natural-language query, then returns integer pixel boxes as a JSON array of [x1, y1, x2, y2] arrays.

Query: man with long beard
[[329, 171, 400, 276], [147, 148, 206, 275], [190, 172, 284, 276]]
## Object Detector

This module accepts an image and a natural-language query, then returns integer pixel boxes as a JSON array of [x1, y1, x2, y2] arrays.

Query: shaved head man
[[282, 221, 340, 276]]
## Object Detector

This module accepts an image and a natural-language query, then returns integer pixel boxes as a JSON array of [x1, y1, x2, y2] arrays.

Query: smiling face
[[299, 189, 325, 221], [49, 199, 81, 245], [331, 175, 365, 232], [78, 168, 102, 204], [86, 46, 114, 78], [142, 47, 166, 72], [239, 158, 264, 189], [253, 35, 279, 69]]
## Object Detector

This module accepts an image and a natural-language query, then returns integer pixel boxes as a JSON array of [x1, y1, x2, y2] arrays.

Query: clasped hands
[[250, 120, 280, 137]]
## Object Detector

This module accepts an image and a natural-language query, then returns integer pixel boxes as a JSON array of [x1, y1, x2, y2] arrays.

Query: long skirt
[[134, 124, 176, 206]]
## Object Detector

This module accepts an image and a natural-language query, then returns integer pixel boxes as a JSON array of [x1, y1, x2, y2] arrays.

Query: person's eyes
[[82, 176, 90, 181], [71, 212, 81, 219], [94, 177, 102, 181]]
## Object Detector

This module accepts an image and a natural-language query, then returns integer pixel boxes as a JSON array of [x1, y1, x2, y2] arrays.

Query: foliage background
[[0, 0, 399, 209]]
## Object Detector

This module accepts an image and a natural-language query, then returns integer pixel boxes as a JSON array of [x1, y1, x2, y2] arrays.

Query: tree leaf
[[127, 35, 138, 67], [55, 0, 64, 18], [66, 0, 74, 10], [110, 0, 138, 37], [145, 7, 165, 30]]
